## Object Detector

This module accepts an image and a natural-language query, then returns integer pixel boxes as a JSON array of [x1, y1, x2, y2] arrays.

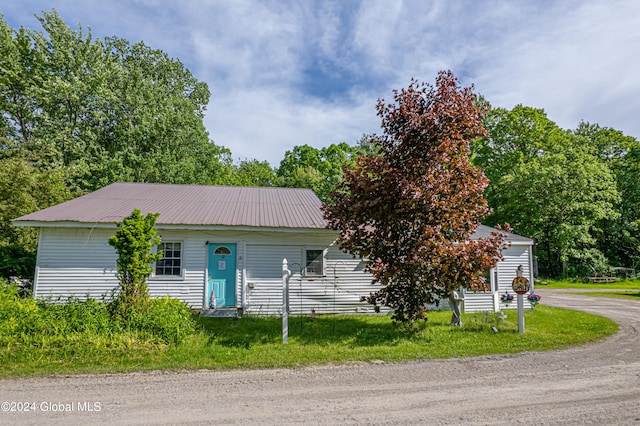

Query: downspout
[[32, 228, 44, 299], [528, 241, 535, 293], [492, 268, 499, 312], [204, 241, 209, 308], [241, 241, 247, 313]]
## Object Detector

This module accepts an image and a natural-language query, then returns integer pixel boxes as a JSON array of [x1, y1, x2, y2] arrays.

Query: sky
[[2, 0, 640, 166]]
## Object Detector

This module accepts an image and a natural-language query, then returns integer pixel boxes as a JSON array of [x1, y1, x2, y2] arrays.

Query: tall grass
[[0, 281, 195, 376]]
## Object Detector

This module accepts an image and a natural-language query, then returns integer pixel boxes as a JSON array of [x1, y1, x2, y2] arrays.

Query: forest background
[[2, 12, 639, 280]]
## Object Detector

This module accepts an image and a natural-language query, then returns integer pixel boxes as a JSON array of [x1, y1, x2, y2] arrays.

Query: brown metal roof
[[14, 182, 329, 229], [474, 224, 533, 244], [14, 182, 533, 243]]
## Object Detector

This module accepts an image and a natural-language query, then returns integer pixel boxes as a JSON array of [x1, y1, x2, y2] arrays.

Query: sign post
[[511, 265, 530, 334], [282, 258, 290, 344]]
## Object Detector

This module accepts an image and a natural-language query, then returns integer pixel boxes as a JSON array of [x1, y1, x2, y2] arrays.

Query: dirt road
[[1, 289, 639, 425]]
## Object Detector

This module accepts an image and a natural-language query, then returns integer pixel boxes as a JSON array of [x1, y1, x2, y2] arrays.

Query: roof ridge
[[108, 182, 316, 192]]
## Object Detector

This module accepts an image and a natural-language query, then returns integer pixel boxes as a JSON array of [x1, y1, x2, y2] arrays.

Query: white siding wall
[[323, 246, 383, 314], [244, 243, 302, 315], [33, 226, 532, 315], [462, 244, 534, 313], [33, 226, 381, 314], [34, 227, 119, 301], [34, 227, 211, 305], [495, 244, 535, 311], [462, 293, 494, 313], [150, 230, 208, 307], [243, 240, 385, 316]]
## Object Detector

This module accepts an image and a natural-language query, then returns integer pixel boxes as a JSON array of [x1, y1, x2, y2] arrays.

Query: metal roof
[[14, 182, 328, 229], [473, 224, 533, 244], [13, 182, 533, 243]]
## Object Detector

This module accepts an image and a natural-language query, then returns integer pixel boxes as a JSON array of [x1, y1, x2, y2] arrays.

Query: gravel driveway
[[1, 289, 639, 425]]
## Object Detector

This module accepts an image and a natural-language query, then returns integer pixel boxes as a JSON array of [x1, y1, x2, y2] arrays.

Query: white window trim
[[303, 247, 326, 277], [151, 240, 185, 280]]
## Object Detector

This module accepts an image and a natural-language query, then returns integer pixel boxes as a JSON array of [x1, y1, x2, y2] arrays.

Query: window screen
[[305, 249, 324, 276]]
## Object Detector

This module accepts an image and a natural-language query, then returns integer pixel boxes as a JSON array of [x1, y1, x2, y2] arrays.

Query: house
[[13, 182, 535, 315]]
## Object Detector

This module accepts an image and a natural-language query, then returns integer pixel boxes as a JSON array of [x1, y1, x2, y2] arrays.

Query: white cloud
[[472, 0, 640, 134], [3, 0, 640, 166], [205, 86, 379, 164]]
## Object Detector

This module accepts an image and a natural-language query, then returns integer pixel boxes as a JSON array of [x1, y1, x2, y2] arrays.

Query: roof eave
[[506, 239, 534, 246], [13, 220, 116, 229], [12, 220, 336, 234]]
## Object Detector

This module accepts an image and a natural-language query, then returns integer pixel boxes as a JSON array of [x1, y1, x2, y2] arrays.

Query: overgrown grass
[[1, 280, 618, 377], [537, 277, 640, 290], [0, 282, 195, 377]]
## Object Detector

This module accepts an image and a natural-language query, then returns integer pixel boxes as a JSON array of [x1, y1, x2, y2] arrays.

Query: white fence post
[[517, 293, 525, 334], [282, 258, 290, 344]]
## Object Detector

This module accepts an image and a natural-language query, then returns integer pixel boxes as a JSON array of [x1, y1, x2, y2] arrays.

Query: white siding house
[[14, 183, 535, 315]]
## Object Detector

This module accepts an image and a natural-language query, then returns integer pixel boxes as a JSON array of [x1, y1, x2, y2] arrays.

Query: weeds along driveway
[[1, 289, 639, 425]]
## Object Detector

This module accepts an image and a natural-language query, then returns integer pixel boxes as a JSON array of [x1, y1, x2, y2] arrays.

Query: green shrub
[[0, 282, 43, 336], [129, 296, 195, 344], [108, 209, 162, 323], [0, 280, 194, 354]]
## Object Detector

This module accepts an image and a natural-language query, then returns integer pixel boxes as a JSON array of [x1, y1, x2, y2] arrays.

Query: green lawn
[[0, 306, 618, 378], [536, 277, 640, 301], [536, 277, 640, 290]]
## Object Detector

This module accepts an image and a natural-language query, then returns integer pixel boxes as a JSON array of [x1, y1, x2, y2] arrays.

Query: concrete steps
[[200, 308, 241, 318]]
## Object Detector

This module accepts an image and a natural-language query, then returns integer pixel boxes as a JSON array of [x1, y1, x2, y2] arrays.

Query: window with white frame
[[155, 241, 183, 277], [305, 249, 324, 276]]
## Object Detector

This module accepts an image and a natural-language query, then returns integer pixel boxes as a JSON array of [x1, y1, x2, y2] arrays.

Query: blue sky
[[2, 0, 640, 165]]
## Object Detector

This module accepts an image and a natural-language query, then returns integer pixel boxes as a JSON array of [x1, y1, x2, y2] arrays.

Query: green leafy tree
[[277, 144, 329, 198], [0, 10, 232, 192], [472, 105, 566, 206], [491, 141, 619, 276], [229, 159, 276, 186], [108, 209, 161, 321], [474, 107, 621, 277], [277, 142, 366, 201], [612, 148, 640, 270], [574, 122, 640, 270], [90, 35, 224, 189], [28, 12, 114, 172], [324, 71, 509, 323], [0, 157, 70, 278], [0, 19, 39, 149]]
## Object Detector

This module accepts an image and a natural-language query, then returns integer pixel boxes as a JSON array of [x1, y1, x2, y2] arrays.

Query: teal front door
[[207, 244, 236, 308]]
